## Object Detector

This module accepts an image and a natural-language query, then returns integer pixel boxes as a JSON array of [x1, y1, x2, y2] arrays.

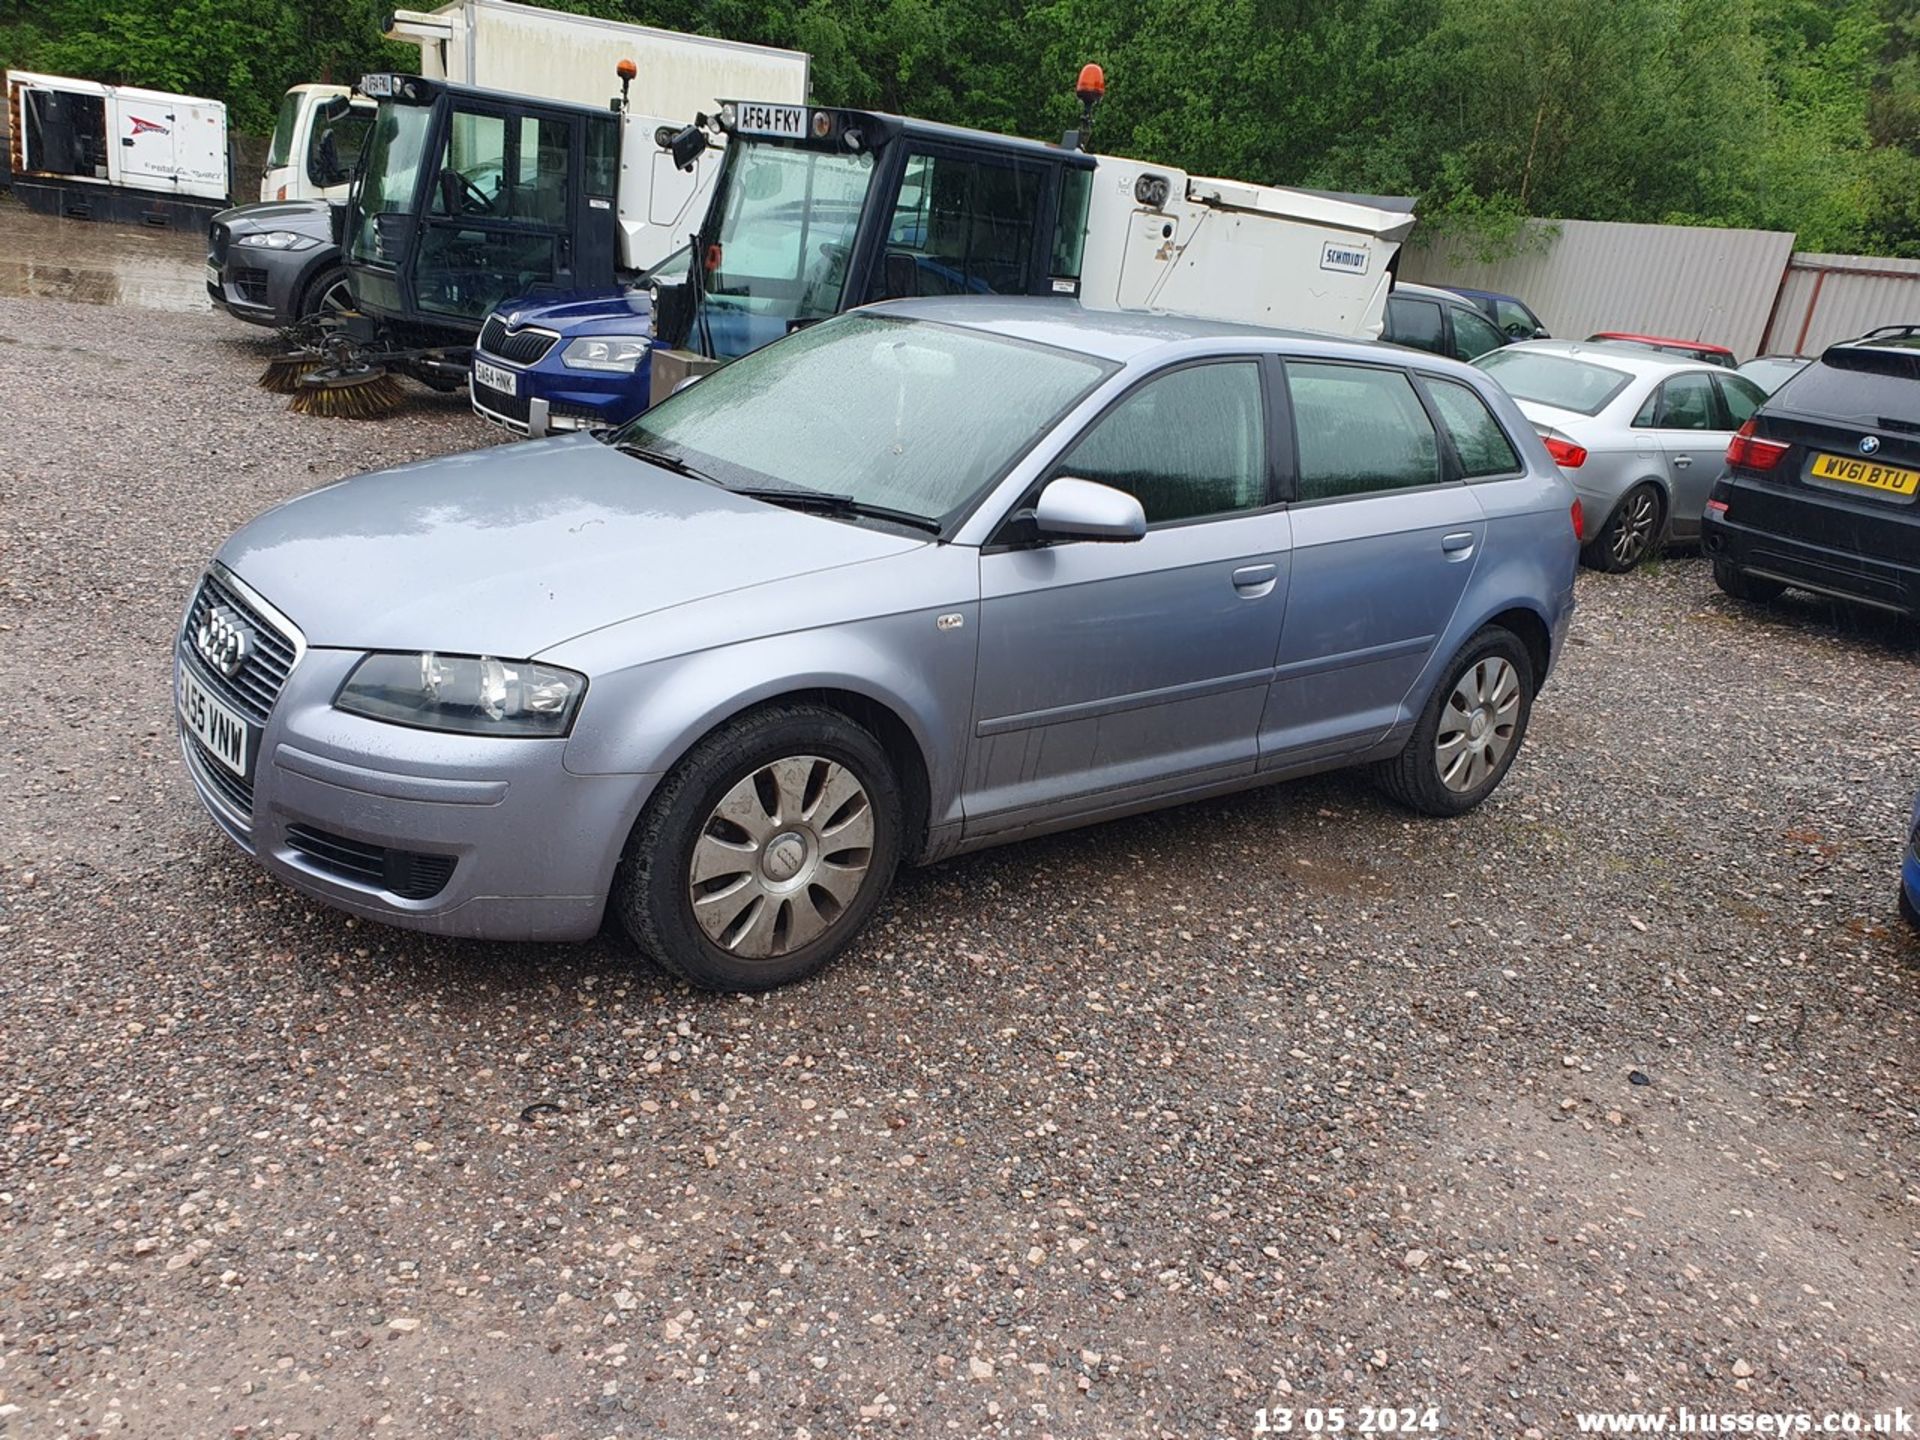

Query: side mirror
[[1033, 477, 1146, 542]]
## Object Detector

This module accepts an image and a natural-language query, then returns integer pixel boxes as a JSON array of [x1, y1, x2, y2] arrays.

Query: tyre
[[298, 264, 353, 323], [1582, 484, 1664, 573], [612, 704, 902, 992], [1901, 884, 1919, 930], [1713, 560, 1786, 605], [1375, 627, 1535, 817]]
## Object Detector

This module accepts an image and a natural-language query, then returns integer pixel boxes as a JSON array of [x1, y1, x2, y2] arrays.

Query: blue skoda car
[[1904, 789, 1920, 928], [468, 288, 658, 438]]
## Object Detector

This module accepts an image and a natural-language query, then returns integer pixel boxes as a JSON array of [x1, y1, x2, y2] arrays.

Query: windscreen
[[266, 91, 302, 170], [347, 102, 434, 264], [613, 313, 1114, 523], [702, 141, 877, 344], [1476, 350, 1633, 416]]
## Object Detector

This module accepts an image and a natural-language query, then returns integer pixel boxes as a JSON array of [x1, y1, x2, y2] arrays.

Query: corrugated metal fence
[[1401, 217, 1920, 357]]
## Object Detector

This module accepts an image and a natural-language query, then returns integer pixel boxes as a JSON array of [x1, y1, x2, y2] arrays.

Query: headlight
[[561, 335, 650, 373], [335, 652, 586, 737], [236, 230, 322, 251]]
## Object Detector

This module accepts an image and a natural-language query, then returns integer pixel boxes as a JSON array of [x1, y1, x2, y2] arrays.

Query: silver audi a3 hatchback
[[176, 299, 1580, 990]]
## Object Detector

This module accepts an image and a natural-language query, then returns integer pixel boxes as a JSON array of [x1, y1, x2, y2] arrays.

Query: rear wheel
[[1713, 560, 1786, 605], [1375, 627, 1535, 817], [1583, 484, 1664, 572], [297, 264, 353, 323], [612, 704, 902, 992]]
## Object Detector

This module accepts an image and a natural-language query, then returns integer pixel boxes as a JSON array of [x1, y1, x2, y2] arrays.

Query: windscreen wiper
[[612, 440, 717, 485], [729, 486, 943, 535]]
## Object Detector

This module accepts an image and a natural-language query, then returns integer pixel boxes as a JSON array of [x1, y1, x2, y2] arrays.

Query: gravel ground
[[2, 208, 1918, 1439]]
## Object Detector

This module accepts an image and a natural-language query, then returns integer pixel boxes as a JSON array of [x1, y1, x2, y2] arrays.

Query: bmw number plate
[[473, 358, 517, 396], [735, 102, 806, 138], [179, 661, 248, 777]]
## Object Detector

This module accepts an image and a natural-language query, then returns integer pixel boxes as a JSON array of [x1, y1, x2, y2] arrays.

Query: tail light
[[1543, 436, 1588, 469], [1725, 417, 1788, 472], [1570, 499, 1584, 541]]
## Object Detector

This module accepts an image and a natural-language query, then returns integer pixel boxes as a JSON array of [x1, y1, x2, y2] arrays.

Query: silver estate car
[[1475, 340, 1769, 572], [177, 300, 1579, 991]]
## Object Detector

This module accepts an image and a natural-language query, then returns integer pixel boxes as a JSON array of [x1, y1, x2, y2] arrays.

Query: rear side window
[[1060, 362, 1267, 524], [1717, 373, 1766, 427], [1475, 350, 1632, 415], [1772, 350, 1920, 424], [1426, 378, 1521, 477], [1287, 362, 1441, 500], [1386, 297, 1445, 354]]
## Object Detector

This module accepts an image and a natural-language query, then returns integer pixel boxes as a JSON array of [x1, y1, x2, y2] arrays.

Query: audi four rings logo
[[195, 604, 255, 679], [1860, 435, 1882, 455]]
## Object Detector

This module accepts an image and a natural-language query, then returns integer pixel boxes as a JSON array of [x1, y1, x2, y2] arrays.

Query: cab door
[[412, 105, 579, 322]]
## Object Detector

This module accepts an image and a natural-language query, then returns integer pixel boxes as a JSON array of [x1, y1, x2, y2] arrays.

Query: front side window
[[1288, 362, 1441, 500], [430, 111, 507, 217], [308, 109, 371, 186], [1055, 363, 1267, 525], [1494, 299, 1538, 337], [267, 91, 303, 170], [1427, 378, 1520, 477], [612, 314, 1113, 524], [347, 101, 434, 263], [1386, 297, 1445, 354], [875, 151, 1041, 300], [1450, 307, 1506, 361], [707, 141, 876, 329]]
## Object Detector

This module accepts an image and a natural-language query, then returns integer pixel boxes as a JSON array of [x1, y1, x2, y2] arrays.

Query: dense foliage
[[6, 0, 1920, 254]]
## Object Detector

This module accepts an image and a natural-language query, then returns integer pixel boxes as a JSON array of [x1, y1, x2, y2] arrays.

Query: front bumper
[[471, 350, 652, 438], [1703, 509, 1919, 618], [205, 243, 326, 328], [175, 617, 657, 943]]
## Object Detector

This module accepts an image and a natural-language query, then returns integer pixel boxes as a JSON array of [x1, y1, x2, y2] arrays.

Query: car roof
[[1391, 282, 1476, 308], [1446, 285, 1526, 305], [1587, 330, 1736, 355], [1489, 338, 1727, 378], [861, 297, 1353, 363]]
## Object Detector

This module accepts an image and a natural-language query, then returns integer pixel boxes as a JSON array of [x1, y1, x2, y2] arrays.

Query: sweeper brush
[[258, 352, 323, 394], [286, 364, 407, 420]]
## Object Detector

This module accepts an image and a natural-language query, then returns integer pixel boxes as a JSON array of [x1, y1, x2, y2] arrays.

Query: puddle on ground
[[0, 194, 211, 313]]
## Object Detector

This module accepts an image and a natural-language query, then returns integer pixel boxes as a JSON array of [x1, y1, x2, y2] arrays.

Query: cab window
[[1288, 362, 1441, 500], [876, 152, 1041, 300], [1056, 362, 1267, 524]]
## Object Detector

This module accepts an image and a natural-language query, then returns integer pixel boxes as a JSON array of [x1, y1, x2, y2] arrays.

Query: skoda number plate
[[473, 358, 517, 397], [736, 102, 806, 138], [179, 661, 249, 777]]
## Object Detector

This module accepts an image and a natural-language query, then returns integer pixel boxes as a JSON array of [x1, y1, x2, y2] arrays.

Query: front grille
[[184, 731, 254, 819], [233, 266, 269, 305], [472, 379, 530, 426], [478, 315, 557, 365], [209, 223, 229, 265], [181, 569, 299, 726], [285, 825, 457, 900]]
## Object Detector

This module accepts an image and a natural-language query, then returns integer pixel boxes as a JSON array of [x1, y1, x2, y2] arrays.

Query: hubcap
[[1435, 656, 1522, 793], [1611, 490, 1657, 565], [687, 755, 874, 960]]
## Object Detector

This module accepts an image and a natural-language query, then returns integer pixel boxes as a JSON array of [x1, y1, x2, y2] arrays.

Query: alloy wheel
[[1610, 489, 1658, 567], [687, 755, 875, 959], [1435, 656, 1521, 792]]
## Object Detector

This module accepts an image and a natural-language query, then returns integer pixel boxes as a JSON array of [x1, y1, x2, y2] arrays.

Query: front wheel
[[1583, 484, 1664, 572], [613, 704, 902, 992], [297, 264, 353, 323], [1375, 627, 1535, 817]]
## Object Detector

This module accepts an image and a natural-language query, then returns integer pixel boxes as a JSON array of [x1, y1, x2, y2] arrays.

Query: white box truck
[[6, 70, 229, 227]]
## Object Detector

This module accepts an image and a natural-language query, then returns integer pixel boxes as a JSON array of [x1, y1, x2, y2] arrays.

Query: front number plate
[[179, 661, 249, 777], [1810, 451, 1920, 497], [735, 102, 806, 138], [204, 262, 220, 289], [473, 358, 517, 397]]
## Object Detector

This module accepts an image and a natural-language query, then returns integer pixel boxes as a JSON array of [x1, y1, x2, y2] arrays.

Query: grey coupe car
[[177, 300, 1580, 991], [1475, 340, 1769, 572]]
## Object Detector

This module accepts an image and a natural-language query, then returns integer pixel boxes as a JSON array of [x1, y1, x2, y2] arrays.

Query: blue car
[[1445, 286, 1550, 341], [468, 288, 658, 438], [1904, 790, 1920, 927]]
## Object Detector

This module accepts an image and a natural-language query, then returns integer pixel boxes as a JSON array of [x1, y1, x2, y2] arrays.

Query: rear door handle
[[1232, 563, 1278, 597], [1441, 531, 1476, 555], [1674, 454, 1693, 467]]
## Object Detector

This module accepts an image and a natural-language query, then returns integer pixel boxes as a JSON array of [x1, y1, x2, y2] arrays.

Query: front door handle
[[1232, 563, 1278, 597]]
